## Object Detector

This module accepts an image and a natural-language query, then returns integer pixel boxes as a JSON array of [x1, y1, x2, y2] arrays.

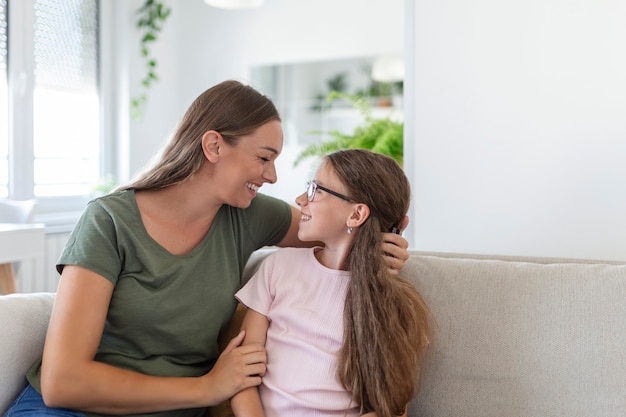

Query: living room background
[[6, 0, 626, 294], [65, 0, 626, 263]]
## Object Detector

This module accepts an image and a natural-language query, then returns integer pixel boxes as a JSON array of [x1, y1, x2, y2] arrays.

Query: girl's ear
[[347, 203, 370, 228], [202, 130, 222, 163]]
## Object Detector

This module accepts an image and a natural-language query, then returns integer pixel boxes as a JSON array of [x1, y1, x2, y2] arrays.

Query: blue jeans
[[3, 385, 85, 417]]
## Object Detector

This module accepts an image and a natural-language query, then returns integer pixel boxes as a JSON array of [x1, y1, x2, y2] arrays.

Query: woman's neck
[[134, 181, 223, 255]]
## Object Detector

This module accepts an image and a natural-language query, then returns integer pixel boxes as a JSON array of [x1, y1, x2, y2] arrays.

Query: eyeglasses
[[305, 181, 352, 202]]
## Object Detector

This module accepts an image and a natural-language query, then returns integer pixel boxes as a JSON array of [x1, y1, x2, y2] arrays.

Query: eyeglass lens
[[306, 181, 316, 201]]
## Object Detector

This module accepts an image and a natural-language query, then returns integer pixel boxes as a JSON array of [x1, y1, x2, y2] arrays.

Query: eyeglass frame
[[305, 181, 352, 202]]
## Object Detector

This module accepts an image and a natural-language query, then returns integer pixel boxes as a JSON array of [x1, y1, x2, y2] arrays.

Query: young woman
[[232, 149, 433, 417], [3, 81, 409, 417]]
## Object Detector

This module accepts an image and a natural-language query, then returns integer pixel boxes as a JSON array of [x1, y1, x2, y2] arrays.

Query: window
[[2, 0, 100, 216], [0, 0, 8, 197]]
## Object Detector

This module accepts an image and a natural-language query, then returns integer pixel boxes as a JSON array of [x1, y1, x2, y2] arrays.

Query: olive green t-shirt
[[27, 189, 291, 417]]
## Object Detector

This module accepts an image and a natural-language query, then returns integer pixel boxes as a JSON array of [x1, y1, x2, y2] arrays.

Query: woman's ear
[[347, 203, 370, 228], [202, 130, 222, 163]]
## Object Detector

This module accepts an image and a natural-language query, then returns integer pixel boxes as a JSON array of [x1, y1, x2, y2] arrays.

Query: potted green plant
[[131, 0, 172, 120], [310, 72, 349, 111], [294, 91, 403, 167]]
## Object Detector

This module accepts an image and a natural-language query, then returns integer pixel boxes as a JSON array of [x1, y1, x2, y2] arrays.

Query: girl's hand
[[202, 330, 267, 404]]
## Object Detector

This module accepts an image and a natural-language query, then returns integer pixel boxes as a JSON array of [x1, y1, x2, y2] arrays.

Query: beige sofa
[[2, 251, 625, 416]]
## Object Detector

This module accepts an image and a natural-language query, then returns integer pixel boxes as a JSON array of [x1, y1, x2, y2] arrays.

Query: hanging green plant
[[131, 0, 172, 120], [294, 91, 404, 167]]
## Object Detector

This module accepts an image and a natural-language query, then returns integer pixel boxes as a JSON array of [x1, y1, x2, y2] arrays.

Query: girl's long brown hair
[[120, 80, 280, 191], [326, 149, 433, 417]]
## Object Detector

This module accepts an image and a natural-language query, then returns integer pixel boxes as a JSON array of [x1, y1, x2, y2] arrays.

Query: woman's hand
[[282, 205, 411, 273], [382, 215, 410, 274], [202, 330, 267, 404]]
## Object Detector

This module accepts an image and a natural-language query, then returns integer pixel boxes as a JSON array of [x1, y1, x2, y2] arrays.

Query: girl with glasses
[[232, 149, 433, 417]]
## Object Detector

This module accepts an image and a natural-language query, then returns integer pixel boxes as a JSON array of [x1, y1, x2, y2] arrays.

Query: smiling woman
[[10, 80, 292, 417]]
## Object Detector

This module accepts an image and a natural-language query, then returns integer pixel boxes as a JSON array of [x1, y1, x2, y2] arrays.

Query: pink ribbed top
[[236, 247, 358, 417]]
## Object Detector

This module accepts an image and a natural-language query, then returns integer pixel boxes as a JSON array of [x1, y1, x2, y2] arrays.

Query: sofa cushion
[[405, 254, 626, 417], [0, 292, 55, 414]]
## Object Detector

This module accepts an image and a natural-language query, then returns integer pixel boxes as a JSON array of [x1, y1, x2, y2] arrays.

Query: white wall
[[175, 0, 404, 110], [119, 0, 404, 197], [118, 0, 626, 261], [124, 0, 182, 181], [173, 0, 405, 204], [406, 0, 626, 261]]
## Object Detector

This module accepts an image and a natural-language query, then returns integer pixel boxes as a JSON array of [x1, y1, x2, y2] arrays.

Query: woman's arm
[[278, 205, 410, 273], [41, 265, 266, 415], [231, 308, 270, 417]]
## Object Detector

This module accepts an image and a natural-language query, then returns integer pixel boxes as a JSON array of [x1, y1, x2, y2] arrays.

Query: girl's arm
[[278, 205, 410, 273], [231, 308, 271, 417], [41, 265, 266, 414]]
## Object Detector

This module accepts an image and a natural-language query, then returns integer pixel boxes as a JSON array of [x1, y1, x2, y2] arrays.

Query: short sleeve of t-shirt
[[235, 249, 280, 317], [56, 195, 126, 282]]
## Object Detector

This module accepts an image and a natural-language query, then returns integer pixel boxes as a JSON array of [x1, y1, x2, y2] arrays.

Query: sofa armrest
[[0, 292, 55, 414]]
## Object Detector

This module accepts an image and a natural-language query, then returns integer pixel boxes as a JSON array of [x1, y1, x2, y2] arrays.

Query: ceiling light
[[204, 0, 264, 9]]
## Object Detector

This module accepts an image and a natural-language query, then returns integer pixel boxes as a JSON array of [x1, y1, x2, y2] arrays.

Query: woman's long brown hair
[[326, 149, 433, 417]]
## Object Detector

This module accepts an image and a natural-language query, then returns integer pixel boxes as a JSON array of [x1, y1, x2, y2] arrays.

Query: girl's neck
[[315, 246, 351, 271]]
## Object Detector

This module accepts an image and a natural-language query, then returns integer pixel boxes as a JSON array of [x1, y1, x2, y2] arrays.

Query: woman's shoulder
[[250, 192, 288, 205], [90, 189, 133, 205], [87, 189, 137, 216], [72, 190, 140, 233]]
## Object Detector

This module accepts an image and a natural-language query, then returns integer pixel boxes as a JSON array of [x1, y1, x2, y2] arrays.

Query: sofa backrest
[[0, 292, 55, 413], [3, 252, 625, 417], [405, 253, 626, 417]]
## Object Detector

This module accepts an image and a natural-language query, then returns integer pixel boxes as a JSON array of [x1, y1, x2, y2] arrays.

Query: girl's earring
[[347, 227, 353, 234]]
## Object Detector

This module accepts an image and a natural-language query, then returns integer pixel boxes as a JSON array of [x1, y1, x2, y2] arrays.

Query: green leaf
[[132, 0, 172, 118], [294, 92, 403, 167]]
